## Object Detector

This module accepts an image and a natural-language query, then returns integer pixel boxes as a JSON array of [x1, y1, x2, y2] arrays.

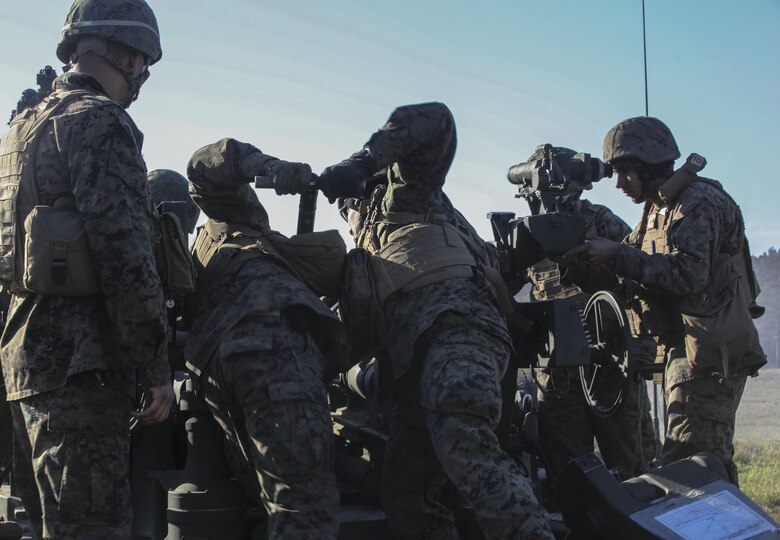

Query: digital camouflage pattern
[[384, 314, 551, 540], [323, 102, 552, 539], [614, 177, 765, 480], [603, 116, 681, 165], [664, 355, 747, 484], [11, 372, 133, 540], [185, 141, 347, 538], [57, 0, 162, 65], [0, 72, 169, 401], [530, 199, 655, 481], [0, 71, 167, 540], [536, 369, 656, 481], [198, 313, 339, 539]]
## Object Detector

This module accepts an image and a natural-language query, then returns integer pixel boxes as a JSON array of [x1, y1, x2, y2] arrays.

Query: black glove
[[265, 160, 312, 195], [318, 150, 377, 203]]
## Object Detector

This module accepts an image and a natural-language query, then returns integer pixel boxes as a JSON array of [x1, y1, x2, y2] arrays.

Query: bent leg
[[593, 378, 656, 479], [381, 367, 458, 540], [422, 326, 552, 540], [212, 316, 339, 540]]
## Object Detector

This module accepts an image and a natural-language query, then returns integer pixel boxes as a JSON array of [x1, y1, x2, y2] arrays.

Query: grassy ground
[[734, 441, 780, 522], [734, 368, 780, 522], [736, 368, 780, 440]]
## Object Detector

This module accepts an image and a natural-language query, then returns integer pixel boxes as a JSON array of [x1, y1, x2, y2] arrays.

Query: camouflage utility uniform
[[570, 116, 766, 484], [616, 178, 764, 482], [184, 138, 346, 539], [320, 102, 552, 539], [0, 71, 169, 539], [529, 199, 656, 481]]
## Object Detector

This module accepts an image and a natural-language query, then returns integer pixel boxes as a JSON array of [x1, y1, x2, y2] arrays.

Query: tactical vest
[[626, 178, 765, 378], [0, 89, 102, 294], [624, 201, 685, 364], [185, 221, 346, 325], [350, 195, 530, 335]]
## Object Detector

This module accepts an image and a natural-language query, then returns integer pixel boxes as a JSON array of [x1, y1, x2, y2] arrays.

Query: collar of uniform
[[52, 71, 110, 98]]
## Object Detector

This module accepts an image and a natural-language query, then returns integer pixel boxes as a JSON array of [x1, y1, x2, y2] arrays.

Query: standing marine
[[564, 116, 766, 484], [316, 102, 553, 539], [525, 146, 656, 483], [0, 0, 173, 538], [183, 138, 348, 539]]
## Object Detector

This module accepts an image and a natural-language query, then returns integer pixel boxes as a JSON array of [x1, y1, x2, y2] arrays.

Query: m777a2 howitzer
[[481, 143, 780, 539], [1, 152, 777, 540]]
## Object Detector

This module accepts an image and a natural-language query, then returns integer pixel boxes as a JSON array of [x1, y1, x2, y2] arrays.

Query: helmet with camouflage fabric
[[147, 169, 200, 233], [603, 116, 680, 165], [57, 0, 162, 65]]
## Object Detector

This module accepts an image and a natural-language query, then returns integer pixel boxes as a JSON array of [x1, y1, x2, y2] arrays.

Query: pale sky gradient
[[1, 0, 778, 253]]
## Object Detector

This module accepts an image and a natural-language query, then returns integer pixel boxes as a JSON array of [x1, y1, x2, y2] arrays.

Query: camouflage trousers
[[382, 320, 553, 540], [663, 355, 747, 485], [199, 313, 339, 540], [10, 371, 132, 540], [536, 368, 656, 481]]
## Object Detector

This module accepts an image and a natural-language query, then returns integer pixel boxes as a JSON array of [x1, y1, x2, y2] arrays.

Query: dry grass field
[[734, 368, 780, 521]]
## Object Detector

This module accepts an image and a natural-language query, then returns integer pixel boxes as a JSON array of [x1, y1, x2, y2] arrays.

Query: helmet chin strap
[[73, 37, 148, 107], [636, 166, 660, 204]]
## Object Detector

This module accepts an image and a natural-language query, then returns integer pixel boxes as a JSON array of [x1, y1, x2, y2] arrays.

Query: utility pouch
[[340, 248, 390, 365], [265, 229, 346, 298], [680, 254, 764, 378], [22, 199, 98, 296], [154, 211, 195, 295]]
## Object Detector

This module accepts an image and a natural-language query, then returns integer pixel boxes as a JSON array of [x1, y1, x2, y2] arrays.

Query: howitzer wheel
[[579, 291, 632, 417]]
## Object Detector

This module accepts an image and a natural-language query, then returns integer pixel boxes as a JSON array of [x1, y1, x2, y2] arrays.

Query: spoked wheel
[[579, 291, 632, 417]]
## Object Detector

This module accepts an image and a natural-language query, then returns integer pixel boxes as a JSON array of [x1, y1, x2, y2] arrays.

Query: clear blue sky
[[1, 0, 778, 253]]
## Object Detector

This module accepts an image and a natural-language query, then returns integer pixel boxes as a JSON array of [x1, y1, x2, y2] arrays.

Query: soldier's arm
[[187, 137, 278, 193], [613, 192, 722, 296], [187, 137, 307, 227], [593, 206, 632, 243], [62, 107, 169, 387], [318, 102, 455, 200]]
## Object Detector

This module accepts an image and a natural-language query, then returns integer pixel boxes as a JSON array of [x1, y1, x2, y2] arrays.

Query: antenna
[[642, 0, 649, 116]]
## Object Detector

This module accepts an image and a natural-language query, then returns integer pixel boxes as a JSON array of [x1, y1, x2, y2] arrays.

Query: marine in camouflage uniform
[[318, 102, 552, 539], [184, 138, 347, 539], [0, 2, 171, 538], [564, 116, 766, 484], [527, 176, 656, 482]]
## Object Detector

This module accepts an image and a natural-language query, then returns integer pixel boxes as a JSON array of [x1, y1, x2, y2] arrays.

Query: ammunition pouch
[[154, 211, 196, 296], [22, 199, 98, 296], [0, 89, 104, 295], [264, 229, 346, 298]]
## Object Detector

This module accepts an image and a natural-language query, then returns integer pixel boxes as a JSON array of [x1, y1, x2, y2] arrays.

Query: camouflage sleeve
[[613, 188, 724, 296], [187, 138, 274, 229], [593, 206, 631, 242], [62, 106, 168, 386]]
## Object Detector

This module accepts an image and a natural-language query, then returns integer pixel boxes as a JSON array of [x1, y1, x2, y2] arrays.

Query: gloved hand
[[265, 160, 312, 196], [318, 151, 377, 203]]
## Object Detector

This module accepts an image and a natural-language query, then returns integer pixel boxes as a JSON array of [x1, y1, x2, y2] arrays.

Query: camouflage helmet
[[57, 0, 162, 65], [147, 169, 200, 233], [603, 116, 680, 165]]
